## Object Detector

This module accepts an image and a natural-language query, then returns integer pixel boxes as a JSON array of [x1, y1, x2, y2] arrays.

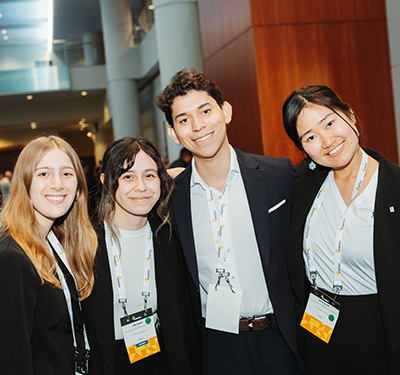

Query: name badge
[[300, 288, 340, 343], [205, 284, 243, 334], [75, 352, 90, 374], [120, 308, 160, 363]]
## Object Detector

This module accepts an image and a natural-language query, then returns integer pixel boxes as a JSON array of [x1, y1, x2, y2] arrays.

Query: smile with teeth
[[195, 132, 213, 142], [328, 142, 344, 155], [46, 195, 66, 203]]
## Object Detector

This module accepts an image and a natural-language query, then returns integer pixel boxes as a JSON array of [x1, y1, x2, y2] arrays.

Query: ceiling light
[[0, 13, 3, 18], [81, 91, 88, 97], [30, 122, 37, 130], [26, 95, 33, 100], [148, 5, 155, 10], [86, 131, 93, 138], [1, 30, 7, 35], [3, 35, 8, 40]]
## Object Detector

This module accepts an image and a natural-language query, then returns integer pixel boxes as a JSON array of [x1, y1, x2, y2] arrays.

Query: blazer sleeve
[[0, 244, 40, 374]]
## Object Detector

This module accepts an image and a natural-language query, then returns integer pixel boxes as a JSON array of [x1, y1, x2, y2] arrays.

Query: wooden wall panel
[[250, 0, 386, 26], [254, 18, 397, 163], [203, 29, 264, 155], [197, 0, 252, 60], [197, 0, 396, 163]]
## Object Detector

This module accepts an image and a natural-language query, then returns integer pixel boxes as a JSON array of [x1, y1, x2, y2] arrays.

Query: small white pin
[[390, 206, 395, 213]]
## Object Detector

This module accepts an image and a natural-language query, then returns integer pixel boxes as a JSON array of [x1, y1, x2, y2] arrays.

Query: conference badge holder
[[300, 288, 340, 344], [120, 308, 160, 363], [75, 350, 90, 374]]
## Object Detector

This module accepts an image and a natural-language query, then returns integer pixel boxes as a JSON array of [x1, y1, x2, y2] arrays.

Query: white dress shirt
[[190, 146, 273, 318]]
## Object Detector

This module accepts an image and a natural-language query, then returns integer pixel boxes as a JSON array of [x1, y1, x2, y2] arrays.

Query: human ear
[[168, 125, 181, 144], [222, 101, 233, 124], [100, 173, 105, 184]]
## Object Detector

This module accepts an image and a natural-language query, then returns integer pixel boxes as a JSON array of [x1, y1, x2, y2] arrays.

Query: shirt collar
[[190, 145, 240, 190]]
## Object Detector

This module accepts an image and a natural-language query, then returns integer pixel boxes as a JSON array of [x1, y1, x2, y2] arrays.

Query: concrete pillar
[[151, 75, 169, 159], [386, 0, 400, 160], [98, 0, 142, 139], [83, 32, 105, 66], [153, 0, 204, 162]]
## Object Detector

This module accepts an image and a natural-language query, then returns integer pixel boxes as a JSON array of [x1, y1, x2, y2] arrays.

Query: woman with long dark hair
[[83, 137, 191, 375], [283, 85, 400, 374]]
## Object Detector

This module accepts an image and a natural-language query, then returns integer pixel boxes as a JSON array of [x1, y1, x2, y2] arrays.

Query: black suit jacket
[[82, 213, 192, 375], [0, 234, 75, 375], [288, 148, 400, 374], [169, 148, 301, 370]]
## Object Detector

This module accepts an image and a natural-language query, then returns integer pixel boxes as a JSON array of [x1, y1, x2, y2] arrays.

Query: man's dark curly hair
[[155, 68, 224, 128]]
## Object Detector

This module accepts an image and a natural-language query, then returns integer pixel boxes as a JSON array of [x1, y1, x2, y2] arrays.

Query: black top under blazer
[[82, 212, 192, 375], [169, 148, 303, 372], [0, 234, 76, 375], [287, 148, 400, 374]]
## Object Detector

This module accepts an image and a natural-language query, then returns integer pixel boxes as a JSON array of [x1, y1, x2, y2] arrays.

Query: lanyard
[[105, 221, 153, 315], [47, 231, 90, 354], [205, 182, 235, 292], [305, 150, 368, 294]]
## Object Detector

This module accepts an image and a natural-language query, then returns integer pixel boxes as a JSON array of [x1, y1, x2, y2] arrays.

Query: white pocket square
[[268, 199, 286, 213]]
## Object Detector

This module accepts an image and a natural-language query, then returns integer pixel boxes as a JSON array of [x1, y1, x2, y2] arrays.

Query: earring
[[309, 161, 316, 170]]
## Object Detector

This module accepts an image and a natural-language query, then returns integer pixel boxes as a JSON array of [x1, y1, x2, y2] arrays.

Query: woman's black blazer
[[83, 212, 192, 375]]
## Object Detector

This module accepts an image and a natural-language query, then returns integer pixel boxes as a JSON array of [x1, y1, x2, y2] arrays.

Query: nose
[[134, 177, 147, 192], [321, 130, 334, 148], [50, 174, 64, 190], [51, 173, 64, 190], [192, 116, 205, 132]]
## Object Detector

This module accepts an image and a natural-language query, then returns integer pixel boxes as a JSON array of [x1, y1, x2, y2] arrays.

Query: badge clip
[[215, 268, 235, 293], [119, 298, 128, 317]]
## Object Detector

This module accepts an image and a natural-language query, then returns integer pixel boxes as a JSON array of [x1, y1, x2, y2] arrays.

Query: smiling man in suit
[[156, 68, 304, 375]]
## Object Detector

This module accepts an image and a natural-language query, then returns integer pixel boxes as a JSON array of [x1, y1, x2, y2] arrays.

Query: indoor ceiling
[[0, 0, 144, 137], [0, 0, 143, 45]]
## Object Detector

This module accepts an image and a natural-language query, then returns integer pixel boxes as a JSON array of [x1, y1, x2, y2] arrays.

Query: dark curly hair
[[155, 67, 224, 127], [98, 137, 173, 236]]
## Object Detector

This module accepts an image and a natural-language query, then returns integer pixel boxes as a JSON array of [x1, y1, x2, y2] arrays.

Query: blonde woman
[[0, 136, 97, 375]]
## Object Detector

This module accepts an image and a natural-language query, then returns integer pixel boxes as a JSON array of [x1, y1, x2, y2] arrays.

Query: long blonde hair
[[0, 136, 97, 300]]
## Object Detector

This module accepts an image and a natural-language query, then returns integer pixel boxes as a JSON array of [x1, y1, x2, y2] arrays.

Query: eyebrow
[[299, 112, 334, 141], [174, 102, 211, 121], [124, 167, 158, 173], [35, 166, 75, 171]]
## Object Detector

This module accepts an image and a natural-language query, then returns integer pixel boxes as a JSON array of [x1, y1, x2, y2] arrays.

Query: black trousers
[[202, 318, 302, 375], [304, 291, 388, 375]]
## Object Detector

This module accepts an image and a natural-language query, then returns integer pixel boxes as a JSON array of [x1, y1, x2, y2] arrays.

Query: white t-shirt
[[106, 224, 157, 339]]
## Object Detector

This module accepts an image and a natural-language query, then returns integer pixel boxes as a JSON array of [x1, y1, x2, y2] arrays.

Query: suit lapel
[[171, 166, 200, 286], [235, 150, 271, 269]]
